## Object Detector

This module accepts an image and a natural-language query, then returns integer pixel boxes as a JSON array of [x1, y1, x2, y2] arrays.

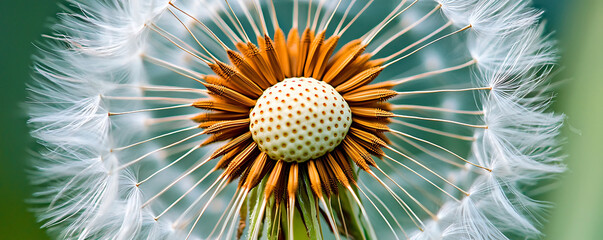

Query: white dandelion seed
[[28, 0, 564, 239]]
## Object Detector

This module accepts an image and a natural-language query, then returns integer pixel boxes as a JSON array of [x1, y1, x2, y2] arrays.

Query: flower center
[[249, 78, 352, 162]]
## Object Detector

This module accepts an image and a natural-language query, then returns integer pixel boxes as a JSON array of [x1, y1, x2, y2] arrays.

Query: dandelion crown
[[28, 0, 564, 239]]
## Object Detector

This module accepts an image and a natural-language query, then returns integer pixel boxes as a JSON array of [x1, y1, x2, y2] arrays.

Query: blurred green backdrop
[[0, 0, 600, 239]]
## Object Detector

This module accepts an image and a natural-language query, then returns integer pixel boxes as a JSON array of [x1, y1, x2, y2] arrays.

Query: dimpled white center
[[250, 78, 352, 162]]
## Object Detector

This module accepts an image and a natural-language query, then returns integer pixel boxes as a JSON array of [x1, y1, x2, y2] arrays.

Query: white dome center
[[249, 78, 352, 162]]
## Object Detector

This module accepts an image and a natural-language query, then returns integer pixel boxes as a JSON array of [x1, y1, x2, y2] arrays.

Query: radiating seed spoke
[[393, 114, 488, 129], [372, 4, 442, 55], [392, 59, 477, 85], [385, 148, 470, 196], [384, 24, 471, 67], [363, 0, 420, 45], [361, 182, 408, 239]]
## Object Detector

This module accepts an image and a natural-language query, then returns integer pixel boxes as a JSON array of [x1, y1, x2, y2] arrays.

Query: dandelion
[[28, 0, 564, 239]]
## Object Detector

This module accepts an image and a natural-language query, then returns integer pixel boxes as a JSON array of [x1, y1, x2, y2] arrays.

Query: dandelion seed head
[[28, 0, 564, 239]]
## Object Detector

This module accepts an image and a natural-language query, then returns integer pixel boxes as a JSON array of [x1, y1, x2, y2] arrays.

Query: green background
[[0, 0, 601, 239]]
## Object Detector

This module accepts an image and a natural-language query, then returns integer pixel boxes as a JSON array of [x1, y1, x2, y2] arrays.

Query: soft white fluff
[[412, 1, 564, 239], [29, 0, 171, 239]]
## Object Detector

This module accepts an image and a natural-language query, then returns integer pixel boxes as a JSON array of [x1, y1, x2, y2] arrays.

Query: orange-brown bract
[[192, 27, 393, 215]]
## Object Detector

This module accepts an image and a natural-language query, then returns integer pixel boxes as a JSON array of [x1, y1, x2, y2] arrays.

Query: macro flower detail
[[28, 0, 564, 239]]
